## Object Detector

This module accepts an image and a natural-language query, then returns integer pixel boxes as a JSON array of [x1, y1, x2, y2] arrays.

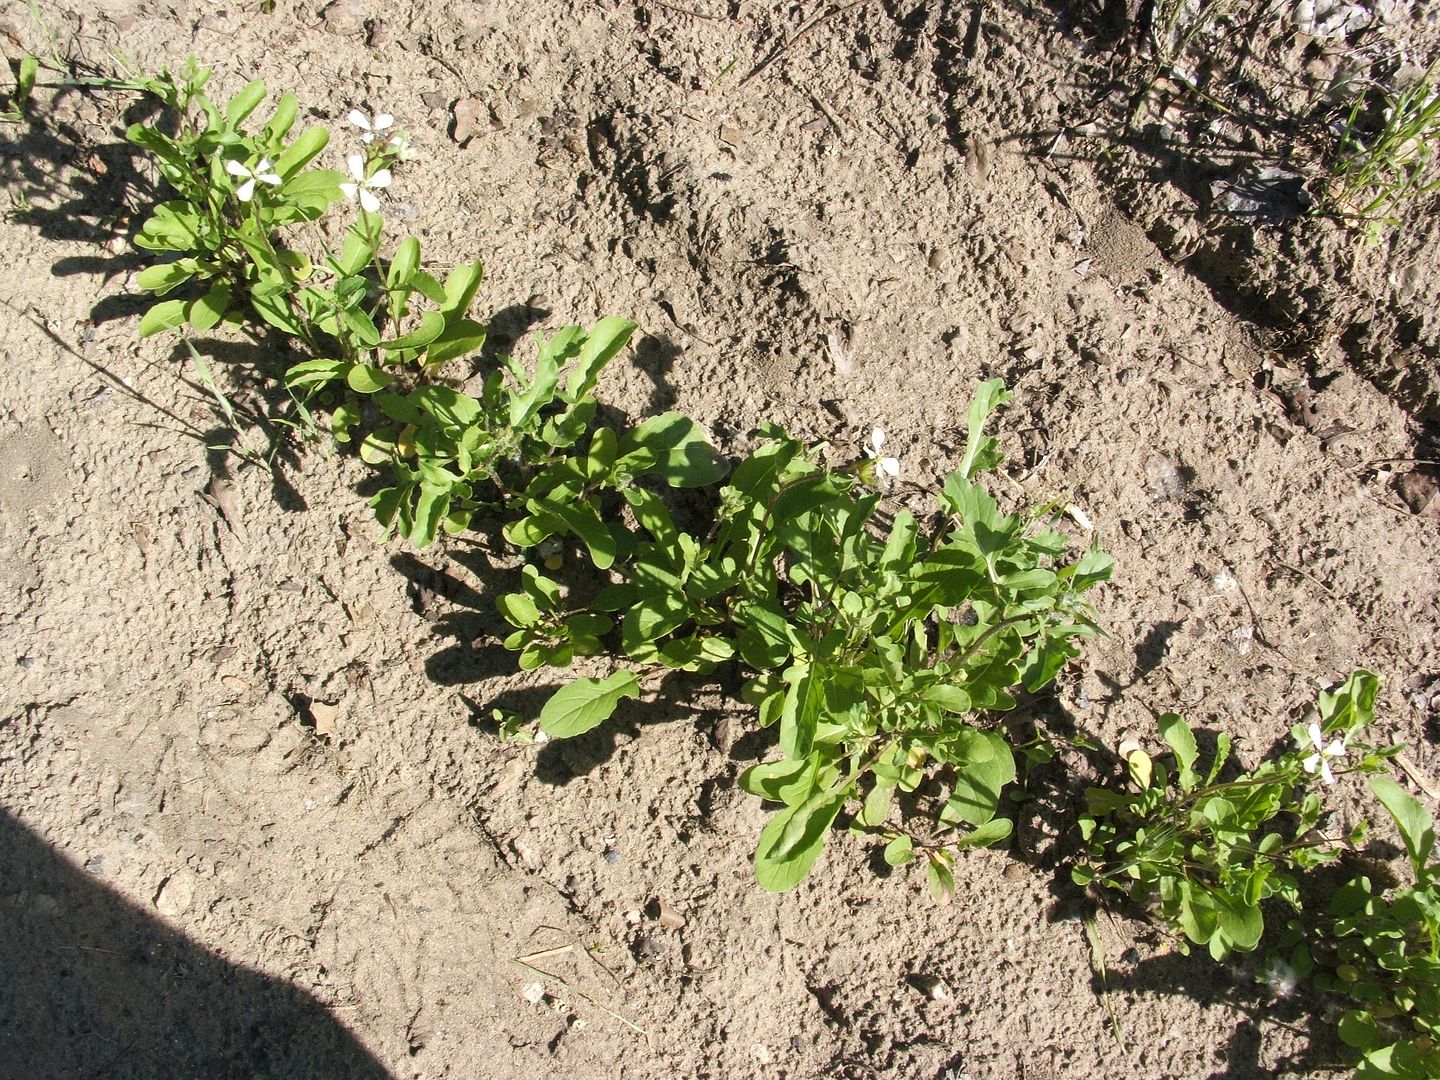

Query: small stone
[[320, 0, 366, 34], [153, 872, 194, 918], [512, 839, 542, 870], [521, 981, 545, 1004]]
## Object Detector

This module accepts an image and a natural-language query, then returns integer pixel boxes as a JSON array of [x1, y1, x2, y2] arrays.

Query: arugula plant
[[123, 65, 483, 452], [114, 65, 1109, 897], [1319, 776, 1440, 1078], [1073, 671, 1389, 959], [511, 382, 1113, 895]]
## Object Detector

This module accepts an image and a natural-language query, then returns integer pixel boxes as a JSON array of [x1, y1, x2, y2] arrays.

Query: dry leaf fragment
[[203, 475, 246, 537], [451, 98, 486, 146], [310, 700, 340, 740]]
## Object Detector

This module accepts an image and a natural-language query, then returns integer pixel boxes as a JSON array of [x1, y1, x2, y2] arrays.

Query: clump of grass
[[1327, 64, 1440, 237]]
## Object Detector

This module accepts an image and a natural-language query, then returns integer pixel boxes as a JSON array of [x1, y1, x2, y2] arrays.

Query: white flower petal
[[258, 170, 281, 186], [1324, 739, 1347, 758], [359, 187, 380, 213], [339, 181, 359, 201], [368, 168, 392, 190], [224, 158, 250, 178], [347, 109, 372, 131], [1302, 754, 1320, 774], [346, 153, 366, 181], [1320, 759, 1336, 784], [373, 113, 394, 130], [256, 158, 274, 172], [236, 177, 256, 202], [871, 426, 887, 450], [879, 456, 900, 478], [1307, 722, 1325, 750]]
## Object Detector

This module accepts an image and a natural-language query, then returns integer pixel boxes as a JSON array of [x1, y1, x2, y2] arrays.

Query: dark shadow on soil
[[0, 806, 391, 1080], [1096, 950, 1337, 1079]]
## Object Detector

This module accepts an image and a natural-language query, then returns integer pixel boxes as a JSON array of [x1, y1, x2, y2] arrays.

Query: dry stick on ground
[[1266, 553, 1337, 598], [743, 0, 882, 83], [511, 952, 649, 1039], [652, 1, 722, 19]]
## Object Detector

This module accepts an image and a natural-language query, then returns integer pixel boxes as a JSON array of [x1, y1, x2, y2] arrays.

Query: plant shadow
[[0, 805, 392, 1079]]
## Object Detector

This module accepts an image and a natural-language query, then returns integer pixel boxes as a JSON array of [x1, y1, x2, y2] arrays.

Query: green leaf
[[411, 386, 484, 429], [739, 755, 815, 804], [126, 125, 189, 176], [927, 855, 956, 903], [922, 684, 972, 713], [379, 309, 446, 351], [136, 259, 198, 295], [186, 281, 232, 332], [334, 229, 374, 276], [618, 412, 726, 488], [1338, 1010, 1383, 1051], [407, 484, 450, 548], [1158, 713, 1199, 789], [953, 817, 1013, 849], [942, 732, 1015, 827], [1372, 775, 1436, 873], [1213, 892, 1263, 953], [346, 363, 393, 393], [883, 834, 915, 866], [425, 317, 487, 366], [285, 358, 349, 391], [497, 592, 542, 628], [1070, 548, 1115, 591], [135, 201, 202, 252], [441, 260, 484, 316], [566, 316, 637, 402], [586, 426, 618, 481], [754, 785, 849, 892], [539, 671, 641, 738], [780, 663, 823, 760], [223, 78, 267, 128], [359, 428, 396, 464], [387, 236, 420, 290], [279, 168, 344, 210], [138, 299, 188, 337], [622, 487, 678, 547], [273, 125, 329, 178], [263, 91, 299, 140], [16, 55, 37, 107], [958, 378, 1013, 478], [532, 497, 617, 570]]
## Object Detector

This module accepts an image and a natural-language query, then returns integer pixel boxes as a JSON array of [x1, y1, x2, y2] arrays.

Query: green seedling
[[1318, 776, 1440, 1077], [1328, 65, 1440, 237], [1074, 671, 1389, 959]]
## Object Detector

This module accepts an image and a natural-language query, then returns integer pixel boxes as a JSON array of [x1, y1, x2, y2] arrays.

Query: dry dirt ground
[[2, 1, 1439, 1078]]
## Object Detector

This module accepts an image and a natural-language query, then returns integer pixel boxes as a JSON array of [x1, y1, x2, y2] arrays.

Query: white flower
[[383, 131, 419, 162], [224, 156, 281, 202], [339, 152, 391, 213], [347, 108, 395, 144], [863, 426, 900, 478], [1299, 721, 1347, 784]]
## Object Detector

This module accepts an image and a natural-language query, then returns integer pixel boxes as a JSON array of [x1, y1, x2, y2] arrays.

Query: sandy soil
[[1, 1, 1438, 1077]]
